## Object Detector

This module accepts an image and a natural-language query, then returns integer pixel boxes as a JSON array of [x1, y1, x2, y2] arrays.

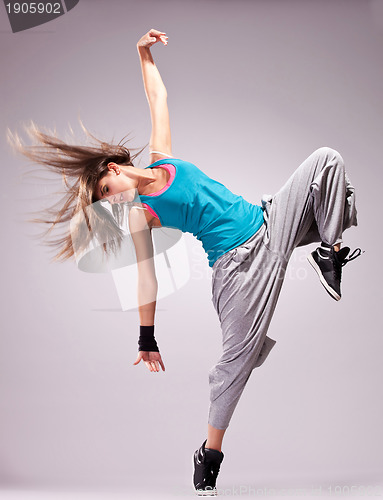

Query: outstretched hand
[[133, 351, 166, 372], [137, 29, 168, 49]]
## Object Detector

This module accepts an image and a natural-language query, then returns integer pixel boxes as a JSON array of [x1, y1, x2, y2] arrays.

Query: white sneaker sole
[[195, 488, 217, 496], [307, 253, 341, 301]]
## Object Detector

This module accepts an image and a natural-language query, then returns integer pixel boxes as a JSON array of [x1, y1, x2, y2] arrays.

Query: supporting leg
[[206, 423, 226, 452], [208, 228, 284, 431]]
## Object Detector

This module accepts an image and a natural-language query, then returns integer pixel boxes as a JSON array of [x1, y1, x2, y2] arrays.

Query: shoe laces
[[333, 247, 364, 282]]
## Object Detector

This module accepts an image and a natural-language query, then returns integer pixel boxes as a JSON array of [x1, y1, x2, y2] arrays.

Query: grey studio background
[[0, 1, 382, 499]]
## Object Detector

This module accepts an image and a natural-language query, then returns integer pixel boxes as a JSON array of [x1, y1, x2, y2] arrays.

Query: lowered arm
[[128, 207, 158, 326]]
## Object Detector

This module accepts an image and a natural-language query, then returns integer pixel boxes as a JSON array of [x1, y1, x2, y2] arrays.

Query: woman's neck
[[123, 165, 157, 195]]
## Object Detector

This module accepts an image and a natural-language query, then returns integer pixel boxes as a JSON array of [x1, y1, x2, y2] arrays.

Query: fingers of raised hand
[[148, 29, 168, 45], [149, 28, 166, 35], [151, 36, 168, 45]]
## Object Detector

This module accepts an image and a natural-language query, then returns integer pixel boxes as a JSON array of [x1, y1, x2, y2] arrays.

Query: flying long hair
[[7, 119, 147, 263]]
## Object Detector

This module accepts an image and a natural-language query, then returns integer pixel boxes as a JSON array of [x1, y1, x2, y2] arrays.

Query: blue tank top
[[135, 158, 264, 267]]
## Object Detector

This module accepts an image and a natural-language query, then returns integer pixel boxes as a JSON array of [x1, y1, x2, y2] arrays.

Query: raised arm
[[136, 29, 173, 163]]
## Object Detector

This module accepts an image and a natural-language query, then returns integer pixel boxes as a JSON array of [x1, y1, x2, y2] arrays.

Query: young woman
[[10, 28, 362, 496]]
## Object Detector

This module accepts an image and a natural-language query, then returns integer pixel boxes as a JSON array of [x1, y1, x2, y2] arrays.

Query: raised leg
[[264, 146, 358, 259]]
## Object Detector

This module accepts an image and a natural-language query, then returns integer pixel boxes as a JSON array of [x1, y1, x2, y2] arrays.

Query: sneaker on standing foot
[[193, 439, 224, 496]]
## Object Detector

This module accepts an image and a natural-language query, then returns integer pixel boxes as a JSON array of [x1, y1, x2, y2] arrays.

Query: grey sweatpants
[[208, 147, 358, 430]]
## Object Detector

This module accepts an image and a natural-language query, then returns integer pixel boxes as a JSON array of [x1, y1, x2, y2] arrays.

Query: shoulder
[[136, 205, 162, 229], [129, 206, 156, 229]]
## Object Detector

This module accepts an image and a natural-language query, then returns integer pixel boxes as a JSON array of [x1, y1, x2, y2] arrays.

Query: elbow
[[138, 275, 158, 291]]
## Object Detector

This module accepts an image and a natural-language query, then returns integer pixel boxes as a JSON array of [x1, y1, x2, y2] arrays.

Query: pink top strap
[[141, 163, 176, 219]]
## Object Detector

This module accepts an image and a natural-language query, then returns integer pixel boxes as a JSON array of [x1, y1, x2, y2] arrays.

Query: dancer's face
[[96, 164, 136, 204]]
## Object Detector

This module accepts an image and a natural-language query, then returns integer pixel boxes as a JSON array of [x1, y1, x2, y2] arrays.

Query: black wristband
[[138, 325, 159, 352]]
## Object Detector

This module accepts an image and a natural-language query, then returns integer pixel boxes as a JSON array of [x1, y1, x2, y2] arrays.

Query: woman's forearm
[[137, 46, 167, 100], [138, 300, 157, 326], [137, 278, 158, 326]]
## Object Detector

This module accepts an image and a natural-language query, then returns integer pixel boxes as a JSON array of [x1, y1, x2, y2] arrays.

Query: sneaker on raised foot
[[193, 439, 224, 496], [307, 246, 363, 301]]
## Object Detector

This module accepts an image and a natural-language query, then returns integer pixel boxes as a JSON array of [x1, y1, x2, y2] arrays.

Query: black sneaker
[[307, 246, 363, 301], [193, 439, 224, 496]]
